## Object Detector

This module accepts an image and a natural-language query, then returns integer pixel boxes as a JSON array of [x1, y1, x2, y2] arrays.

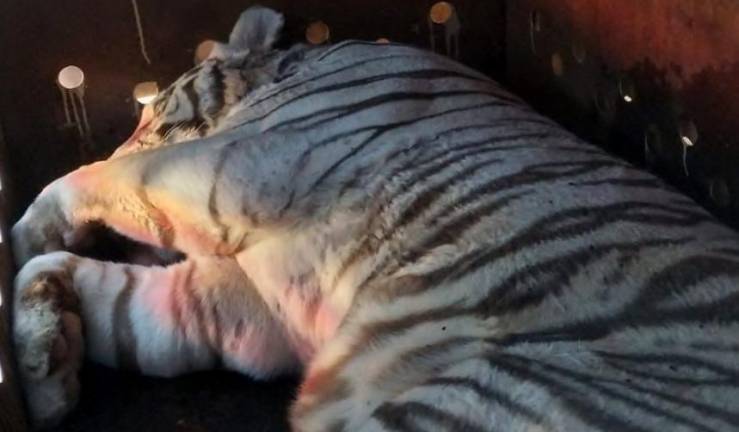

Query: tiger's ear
[[228, 6, 284, 52]]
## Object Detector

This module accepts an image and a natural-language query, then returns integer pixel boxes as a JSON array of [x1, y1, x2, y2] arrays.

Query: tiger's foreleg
[[11, 134, 309, 266], [14, 251, 296, 429]]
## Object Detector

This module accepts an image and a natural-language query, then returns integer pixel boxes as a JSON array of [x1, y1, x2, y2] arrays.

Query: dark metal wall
[[0, 125, 25, 432], [506, 0, 739, 225]]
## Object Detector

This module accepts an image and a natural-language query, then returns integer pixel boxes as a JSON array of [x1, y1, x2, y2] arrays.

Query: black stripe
[[432, 201, 712, 286], [207, 141, 239, 247], [489, 354, 654, 432], [114, 268, 139, 372], [374, 401, 487, 432], [169, 264, 193, 370], [599, 353, 739, 387], [497, 254, 739, 346], [523, 355, 729, 431], [434, 159, 634, 222], [181, 79, 206, 129], [182, 262, 223, 367], [314, 40, 402, 61], [349, 157, 538, 292], [211, 302, 223, 369], [207, 62, 226, 119], [139, 165, 175, 248], [596, 351, 739, 386], [153, 84, 177, 114], [178, 64, 205, 82], [420, 376, 548, 424], [299, 100, 512, 194], [359, 161, 667, 291], [250, 53, 434, 107], [478, 238, 690, 316], [345, 118, 552, 194], [267, 89, 504, 133], [358, 191, 531, 292], [244, 68, 496, 127], [332, 133, 553, 290], [298, 100, 507, 167], [162, 89, 181, 117], [388, 139, 549, 229], [492, 353, 725, 432], [572, 178, 666, 188], [687, 341, 739, 353]]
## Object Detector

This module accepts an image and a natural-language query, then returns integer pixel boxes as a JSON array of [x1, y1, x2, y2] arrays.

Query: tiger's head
[[112, 6, 301, 158]]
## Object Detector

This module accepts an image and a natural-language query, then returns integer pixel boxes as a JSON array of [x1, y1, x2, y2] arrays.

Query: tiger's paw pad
[[13, 253, 83, 429]]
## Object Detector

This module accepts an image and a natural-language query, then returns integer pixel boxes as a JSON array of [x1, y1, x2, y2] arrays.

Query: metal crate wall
[[0, 0, 737, 429], [506, 0, 739, 226]]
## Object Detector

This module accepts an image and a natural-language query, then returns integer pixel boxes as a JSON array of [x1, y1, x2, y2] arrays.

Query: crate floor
[[49, 363, 299, 432]]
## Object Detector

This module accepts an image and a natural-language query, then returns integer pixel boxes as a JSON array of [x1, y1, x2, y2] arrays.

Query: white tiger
[[11, 6, 739, 431]]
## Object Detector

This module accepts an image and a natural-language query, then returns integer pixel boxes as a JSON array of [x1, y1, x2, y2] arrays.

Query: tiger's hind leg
[[295, 340, 739, 432], [13, 251, 296, 429], [288, 275, 502, 432]]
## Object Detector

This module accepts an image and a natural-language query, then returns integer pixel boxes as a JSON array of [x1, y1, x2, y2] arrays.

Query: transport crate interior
[[0, 0, 737, 431]]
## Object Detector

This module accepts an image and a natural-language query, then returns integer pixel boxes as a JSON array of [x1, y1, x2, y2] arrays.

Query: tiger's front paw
[[13, 252, 84, 430], [11, 181, 75, 267]]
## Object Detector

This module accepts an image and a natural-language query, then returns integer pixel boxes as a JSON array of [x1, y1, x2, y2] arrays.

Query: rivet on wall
[[133, 82, 159, 105], [306, 21, 330, 45], [709, 178, 732, 208], [679, 119, 699, 148], [551, 52, 564, 77], [195, 40, 217, 64], [57, 65, 92, 139], [428, 2, 460, 59], [430, 1, 454, 24], [530, 10, 543, 55], [618, 76, 636, 103], [132, 81, 159, 117], [679, 119, 698, 177]]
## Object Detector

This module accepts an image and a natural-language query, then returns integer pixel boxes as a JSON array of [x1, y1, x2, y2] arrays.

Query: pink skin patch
[[137, 263, 284, 374], [274, 272, 342, 364], [300, 366, 333, 396]]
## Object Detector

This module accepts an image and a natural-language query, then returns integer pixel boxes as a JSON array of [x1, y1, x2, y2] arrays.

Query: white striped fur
[[11, 6, 739, 431]]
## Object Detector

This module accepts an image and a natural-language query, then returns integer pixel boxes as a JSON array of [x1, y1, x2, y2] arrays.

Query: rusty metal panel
[[506, 0, 739, 225]]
